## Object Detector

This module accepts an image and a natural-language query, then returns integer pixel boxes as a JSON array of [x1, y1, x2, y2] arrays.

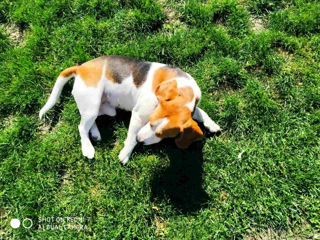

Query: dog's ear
[[155, 80, 178, 102], [156, 125, 181, 138], [175, 118, 203, 149]]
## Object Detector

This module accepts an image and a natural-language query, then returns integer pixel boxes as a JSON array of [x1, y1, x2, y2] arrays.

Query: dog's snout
[[136, 135, 141, 143]]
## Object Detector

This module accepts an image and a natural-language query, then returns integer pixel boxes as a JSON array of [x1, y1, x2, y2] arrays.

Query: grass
[[0, 0, 319, 239]]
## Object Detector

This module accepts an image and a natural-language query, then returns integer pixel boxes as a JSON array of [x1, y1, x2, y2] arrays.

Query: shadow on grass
[[95, 110, 212, 214], [95, 110, 131, 147], [47, 83, 74, 129], [150, 139, 210, 214]]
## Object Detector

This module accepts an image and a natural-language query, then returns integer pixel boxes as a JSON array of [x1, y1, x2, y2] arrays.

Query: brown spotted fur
[[78, 57, 105, 87], [60, 66, 79, 78], [62, 56, 151, 87], [151, 67, 203, 149]]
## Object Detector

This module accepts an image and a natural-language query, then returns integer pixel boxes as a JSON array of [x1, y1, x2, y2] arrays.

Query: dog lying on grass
[[39, 56, 221, 164]]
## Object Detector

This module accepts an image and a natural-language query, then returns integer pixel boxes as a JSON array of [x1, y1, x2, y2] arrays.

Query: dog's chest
[[103, 76, 140, 111]]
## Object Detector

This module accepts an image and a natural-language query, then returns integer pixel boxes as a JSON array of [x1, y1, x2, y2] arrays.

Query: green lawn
[[0, 0, 319, 239]]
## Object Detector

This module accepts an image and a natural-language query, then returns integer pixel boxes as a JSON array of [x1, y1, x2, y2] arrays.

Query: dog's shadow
[[149, 139, 210, 214], [95, 111, 214, 214], [95, 111, 130, 147]]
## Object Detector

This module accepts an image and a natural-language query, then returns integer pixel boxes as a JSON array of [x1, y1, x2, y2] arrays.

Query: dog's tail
[[39, 66, 79, 120]]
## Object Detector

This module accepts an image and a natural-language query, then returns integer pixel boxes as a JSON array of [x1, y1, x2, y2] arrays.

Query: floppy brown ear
[[156, 125, 181, 138], [155, 80, 178, 101], [175, 119, 203, 149]]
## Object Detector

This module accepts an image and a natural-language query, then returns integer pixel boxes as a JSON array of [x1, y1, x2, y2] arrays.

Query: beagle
[[39, 56, 221, 164]]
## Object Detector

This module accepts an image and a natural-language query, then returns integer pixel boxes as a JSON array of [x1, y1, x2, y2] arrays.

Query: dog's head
[[137, 79, 203, 148]]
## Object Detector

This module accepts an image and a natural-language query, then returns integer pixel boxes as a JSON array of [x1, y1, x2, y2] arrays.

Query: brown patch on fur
[[175, 118, 203, 149], [132, 62, 151, 87], [152, 104, 203, 148], [150, 73, 202, 148], [60, 66, 79, 78], [105, 56, 131, 83], [155, 79, 179, 101], [179, 86, 194, 102], [151, 84, 194, 122], [105, 68, 115, 83], [153, 68, 177, 91], [104, 56, 151, 86], [152, 67, 187, 92], [78, 57, 106, 87]]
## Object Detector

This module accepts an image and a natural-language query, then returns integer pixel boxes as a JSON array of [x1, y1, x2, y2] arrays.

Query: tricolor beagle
[[39, 56, 221, 164]]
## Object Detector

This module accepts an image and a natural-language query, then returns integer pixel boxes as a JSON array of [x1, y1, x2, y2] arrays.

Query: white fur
[[39, 75, 73, 120], [72, 75, 104, 159], [103, 75, 138, 111], [39, 61, 220, 164], [136, 118, 168, 145], [193, 107, 221, 132]]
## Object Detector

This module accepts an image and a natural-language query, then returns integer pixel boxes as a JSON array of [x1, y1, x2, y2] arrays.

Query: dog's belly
[[103, 76, 139, 111], [106, 92, 137, 111]]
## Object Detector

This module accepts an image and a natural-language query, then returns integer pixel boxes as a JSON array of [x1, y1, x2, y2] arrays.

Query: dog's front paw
[[118, 149, 130, 165], [205, 121, 221, 133], [82, 144, 95, 159]]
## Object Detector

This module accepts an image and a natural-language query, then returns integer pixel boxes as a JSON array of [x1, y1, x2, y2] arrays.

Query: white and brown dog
[[39, 56, 220, 164]]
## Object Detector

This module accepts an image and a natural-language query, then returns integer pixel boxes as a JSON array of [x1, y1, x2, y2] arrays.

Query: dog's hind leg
[[90, 96, 116, 142], [73, 78, 102, 159], [193, 107, 221, 133]]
